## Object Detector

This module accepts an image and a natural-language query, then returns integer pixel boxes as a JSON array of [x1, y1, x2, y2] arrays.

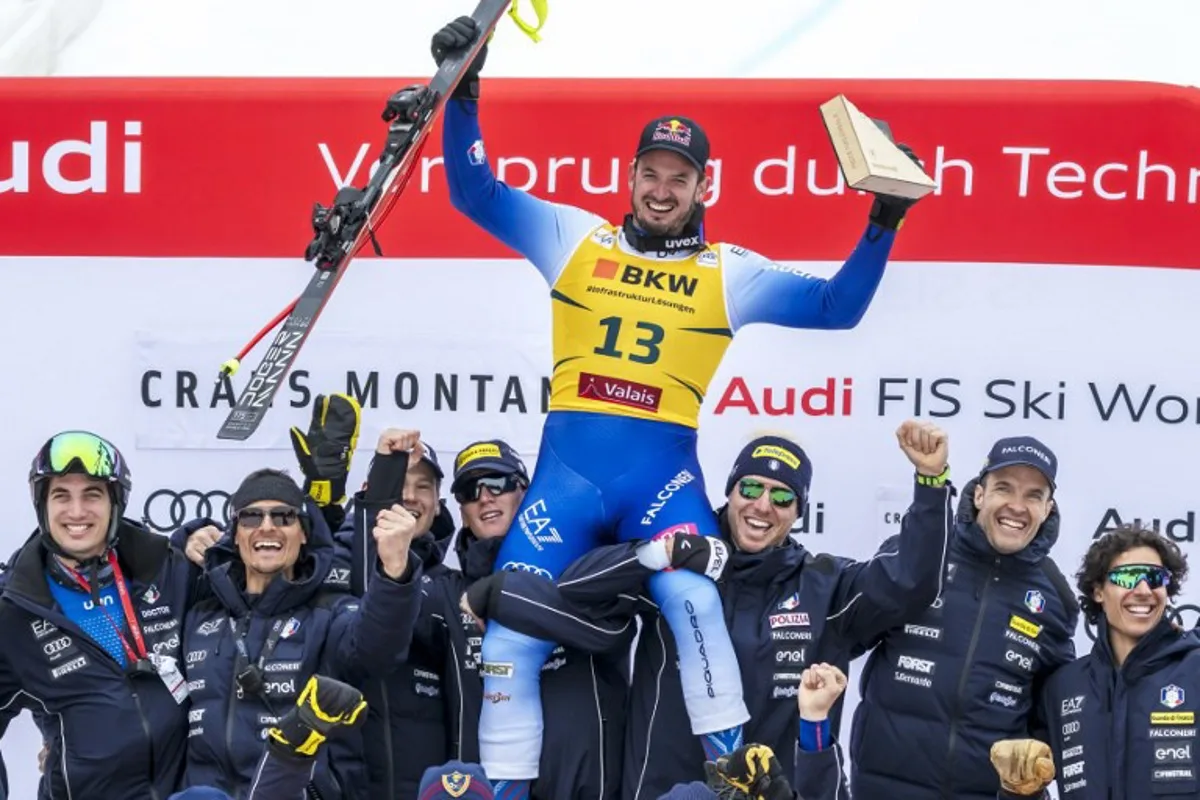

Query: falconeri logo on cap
[[456, 444, 503, 471], [751, 445, 800, 470], [653, 119, 692, 146], [999, 444, 1051, 467]]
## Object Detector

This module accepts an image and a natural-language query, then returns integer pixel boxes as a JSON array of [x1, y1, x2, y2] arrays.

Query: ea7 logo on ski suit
[[518, 499, 563, 551]]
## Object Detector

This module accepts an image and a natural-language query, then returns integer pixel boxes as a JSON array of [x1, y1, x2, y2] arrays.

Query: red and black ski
[[216, 0, 521, 441]]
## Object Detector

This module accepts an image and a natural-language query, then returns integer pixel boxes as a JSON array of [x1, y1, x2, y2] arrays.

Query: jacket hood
[[204, 498, 334, 616], [716, 505, 808, 587], [954, 477, 1060, 565], [1091, 615, 1200, 681], [428, 501, 458, 559]]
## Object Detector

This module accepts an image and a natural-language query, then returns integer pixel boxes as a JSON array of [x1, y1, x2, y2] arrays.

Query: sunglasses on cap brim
[[1107, 563, 1172, 591], [737, 478, 797, 508]]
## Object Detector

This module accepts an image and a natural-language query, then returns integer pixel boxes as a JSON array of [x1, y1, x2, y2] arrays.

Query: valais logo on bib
[[578, 373, 662, 412]]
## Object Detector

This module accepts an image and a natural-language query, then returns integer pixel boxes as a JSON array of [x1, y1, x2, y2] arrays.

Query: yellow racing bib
[[547, 224, 733, 428]]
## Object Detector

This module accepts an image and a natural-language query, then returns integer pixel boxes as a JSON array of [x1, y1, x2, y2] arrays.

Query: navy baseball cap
[[413, 441, 443, 481], [450, 439, 529, 495], [724, 435, 813, 500], [979, 436, 1057, 490], [636, 115, 710, 174]]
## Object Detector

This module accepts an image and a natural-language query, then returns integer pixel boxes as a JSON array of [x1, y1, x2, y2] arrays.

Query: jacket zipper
[[448, 620, 466, 758], [128, 681, 162, 800], [941, 560, 998, 799], [223, 629, 241, 795], [379, 677, 394, 797]]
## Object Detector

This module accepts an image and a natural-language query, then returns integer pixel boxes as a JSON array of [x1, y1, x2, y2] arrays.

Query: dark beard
[[631, 203, 692, 237]]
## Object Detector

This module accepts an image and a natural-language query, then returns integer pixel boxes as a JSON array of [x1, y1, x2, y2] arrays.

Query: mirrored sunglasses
[[737, 478, 797, 508], [1107, 563, 1172, 591]]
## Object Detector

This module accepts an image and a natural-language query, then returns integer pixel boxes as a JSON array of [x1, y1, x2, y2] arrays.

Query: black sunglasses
[[235, 506, 300, 529], [454, 474, 524, 504]]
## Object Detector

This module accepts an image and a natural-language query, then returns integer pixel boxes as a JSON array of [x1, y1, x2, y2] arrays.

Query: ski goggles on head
[[34, 431, 123, 482], [1107, 563, 1172, 591], [454, 474, 524, 504], [235, 506, 301, 529], [737, 478, 797, 509]]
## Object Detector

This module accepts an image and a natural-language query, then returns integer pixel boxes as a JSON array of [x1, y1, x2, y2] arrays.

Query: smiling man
[[0, 431, 204, 799], [542, 425, 954, 798], [177, 467, 424, 800], [849, 436, 1080, 800]]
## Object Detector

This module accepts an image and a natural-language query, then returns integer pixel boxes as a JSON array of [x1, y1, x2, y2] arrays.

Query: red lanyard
[[64, 551, 148, 664]]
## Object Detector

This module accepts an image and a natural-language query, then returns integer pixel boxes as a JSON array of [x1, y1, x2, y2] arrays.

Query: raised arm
[[724, 145, 928, 333], [827, 421, 954, 646], [326, 504, 425, 680], [721, 227, 895, 333], [442, 98, 605, 284]]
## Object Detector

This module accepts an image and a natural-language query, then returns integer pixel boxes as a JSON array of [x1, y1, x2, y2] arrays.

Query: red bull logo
[[652, 118, 692, 146]]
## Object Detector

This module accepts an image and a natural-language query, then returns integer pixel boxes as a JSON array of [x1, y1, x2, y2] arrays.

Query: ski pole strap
[[508, 0, 549, 42]]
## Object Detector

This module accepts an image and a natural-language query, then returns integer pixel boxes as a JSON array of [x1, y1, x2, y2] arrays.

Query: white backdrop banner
[[2, 254, 1197, 632]]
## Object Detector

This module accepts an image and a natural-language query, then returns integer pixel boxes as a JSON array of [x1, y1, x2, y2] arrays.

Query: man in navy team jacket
[[172, 467, 423, 800]]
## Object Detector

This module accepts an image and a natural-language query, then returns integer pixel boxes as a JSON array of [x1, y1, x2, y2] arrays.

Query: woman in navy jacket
[[991, 523, 1199, 800]]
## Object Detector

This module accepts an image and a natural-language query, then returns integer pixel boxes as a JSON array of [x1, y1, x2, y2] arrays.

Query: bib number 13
[[594, 316, 664, 365]]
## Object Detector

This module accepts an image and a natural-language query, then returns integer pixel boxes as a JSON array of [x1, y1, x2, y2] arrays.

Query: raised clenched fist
[[896, 419, 949, 477], [798, 662, 848, 722], [373, 504, 418, 579]]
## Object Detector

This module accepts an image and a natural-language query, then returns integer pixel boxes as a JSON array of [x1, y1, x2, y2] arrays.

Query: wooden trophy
[[819, 94, 936, 200]]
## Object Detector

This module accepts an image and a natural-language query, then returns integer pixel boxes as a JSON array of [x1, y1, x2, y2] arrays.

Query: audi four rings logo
[[1084, 604, 1200, 641], [142, 489, 232, 532]]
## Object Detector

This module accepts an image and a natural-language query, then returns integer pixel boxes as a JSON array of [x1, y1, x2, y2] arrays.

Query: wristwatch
[[916, 466, 950, 487]]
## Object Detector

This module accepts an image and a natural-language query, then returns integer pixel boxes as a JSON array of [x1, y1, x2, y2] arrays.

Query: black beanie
[[724, 436, 813, 499], [231, 469, 306, 513]]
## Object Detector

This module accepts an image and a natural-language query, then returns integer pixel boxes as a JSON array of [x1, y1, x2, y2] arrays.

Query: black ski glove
[[290, 393, 361, 509], [868, 143, 925, 231], [709, 744, 795, 800], [267, 675, 367, 759], [431, 16, 488, 100], [670, 533, 731, 582]]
